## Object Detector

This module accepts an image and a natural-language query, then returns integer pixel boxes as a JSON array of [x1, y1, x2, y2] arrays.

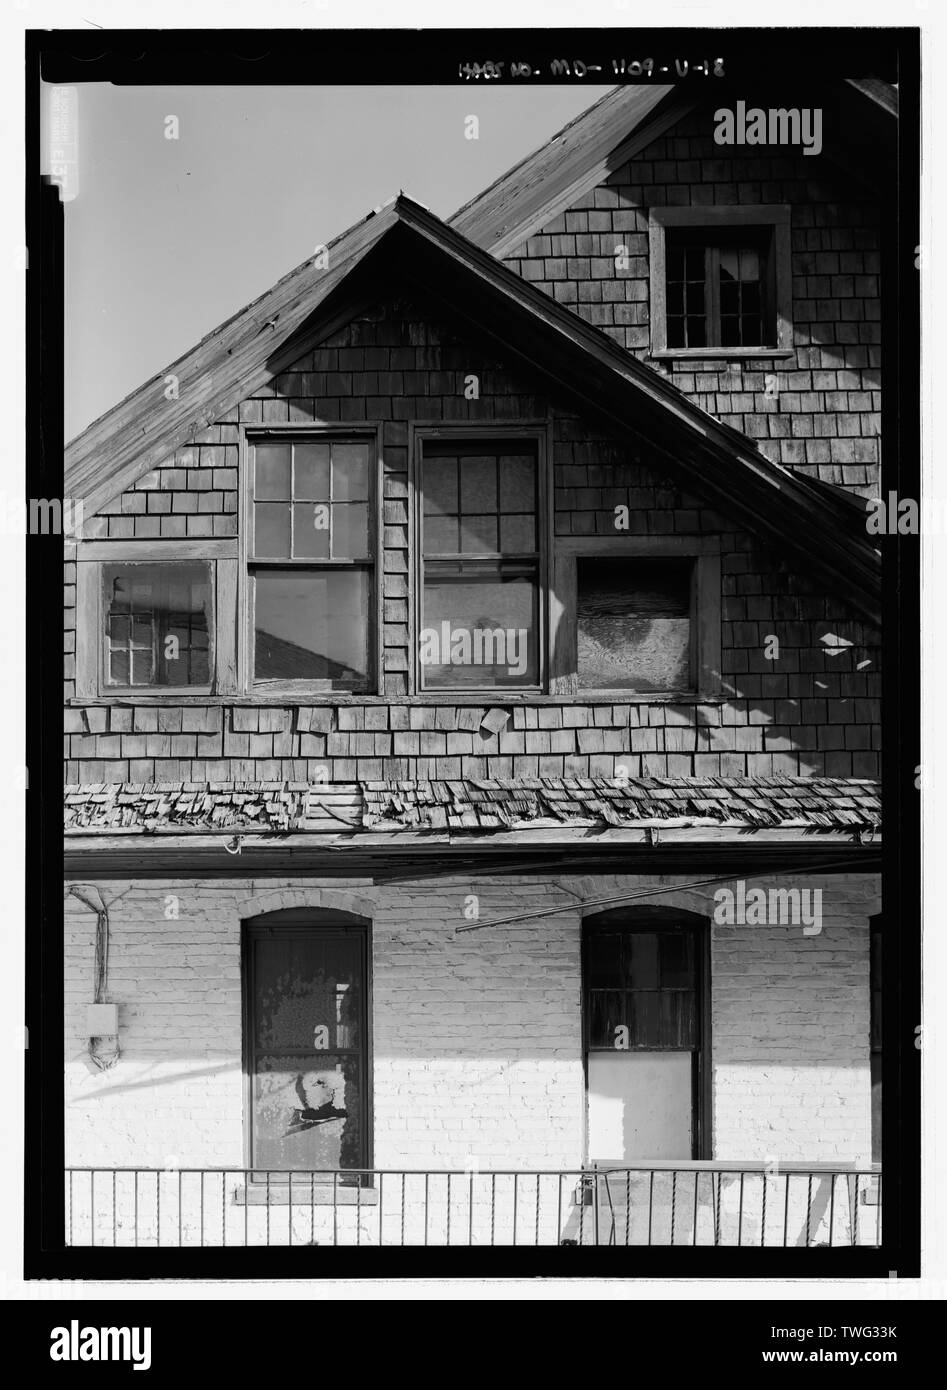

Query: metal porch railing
[[64, 1162, 882, 1248]]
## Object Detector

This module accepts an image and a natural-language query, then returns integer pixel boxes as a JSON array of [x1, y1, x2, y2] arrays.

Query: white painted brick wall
[[64, 872, 877, 1172]]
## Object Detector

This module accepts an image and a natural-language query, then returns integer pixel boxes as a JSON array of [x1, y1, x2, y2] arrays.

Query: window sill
[[67, 692, 731, 708], [650, 347, 795, 362], [233, 1182, 379, 1207]]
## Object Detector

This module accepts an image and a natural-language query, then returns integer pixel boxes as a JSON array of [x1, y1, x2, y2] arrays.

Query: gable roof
[[449, 84, 687, 258], [450, 79, 898, 258], [66, 193, 880, 621]]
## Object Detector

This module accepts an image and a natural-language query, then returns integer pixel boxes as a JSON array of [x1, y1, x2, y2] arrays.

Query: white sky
[[58, 83, 605, 440]]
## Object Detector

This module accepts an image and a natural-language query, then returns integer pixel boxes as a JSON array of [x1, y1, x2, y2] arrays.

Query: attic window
[[665, 230, 771, 350], [649, 206, 792, 358], [103, 562, 212, 689], [576, 557, 694, 693]]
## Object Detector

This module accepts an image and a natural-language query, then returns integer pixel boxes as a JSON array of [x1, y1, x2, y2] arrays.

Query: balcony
[[65, 1162, 882, 1248]]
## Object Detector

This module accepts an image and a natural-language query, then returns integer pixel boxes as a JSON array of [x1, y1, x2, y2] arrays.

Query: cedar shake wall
[[64, 293, 880, 781], [502, 109, 881, 494], [63, 873, 876, 1172]]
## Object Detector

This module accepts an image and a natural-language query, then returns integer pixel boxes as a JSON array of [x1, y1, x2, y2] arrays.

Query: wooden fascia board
[[394, 207, 881, 619], [452, 88, 693, 258]]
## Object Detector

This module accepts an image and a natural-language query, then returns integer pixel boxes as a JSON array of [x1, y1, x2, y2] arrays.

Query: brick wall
[[503, 109, 881, 494], [64, 872, 877, 1171], [64, 292, 880, 778]]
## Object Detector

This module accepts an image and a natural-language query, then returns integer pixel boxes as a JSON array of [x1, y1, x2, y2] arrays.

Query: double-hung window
[[247, 435, 375, 692], [417, 436, 543, 690]]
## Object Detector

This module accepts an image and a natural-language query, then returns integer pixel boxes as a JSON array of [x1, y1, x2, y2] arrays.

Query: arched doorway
[[241, 907, 371, 1178]]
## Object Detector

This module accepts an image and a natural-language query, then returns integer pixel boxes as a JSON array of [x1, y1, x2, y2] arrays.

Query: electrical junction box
[[86, 1003, 118, 1036]]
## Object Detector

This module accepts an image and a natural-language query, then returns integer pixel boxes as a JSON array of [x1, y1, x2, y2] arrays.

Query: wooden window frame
[[549, 535, 721, 698], [581, 909, 712, 1162], [410, 423, 552, 696], [241, 910, 373, 1183], [649, 205, 793, 360], [238, 424, 383, 697], [74, 540, 239, 698], [870, 915, 882, 1166]]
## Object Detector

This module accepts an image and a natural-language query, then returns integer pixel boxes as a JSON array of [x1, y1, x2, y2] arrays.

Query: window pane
[[625, 933, 660, 989], [254, 501, 292, 558], [461, 456, 497, 513], [420, 562, 538, 688], [719, 279, 740, 316], [500, 513, 536, 553], [685, 314, 706, 348], [332, 443, 370, 501], [254, 442, 292, 500], [587, 933, 622, 989], [252, 1055, 360, 1172], [499, 456, 536, 513], [130, 648, 155, 685], [332, 502, 370, 559], [628, 991, 662, 1048], [253, 934, 361, 1052], [660, 992, 697, 1049], [424, 515, 460, 555], [459, 513, 499, 553], [294, 443, 331, 500], [685, 245, 705, 279], [292, 502, 331, 559], [719, 247, 739, 281], [253, 568, 371, 688], [589, 991, 624, 1048], [576, 557, 693, 692], [740, 248, 760, 281], [103, 561, 210, 688], [423, 457, 459, 517], [660, 931, 695, 989]]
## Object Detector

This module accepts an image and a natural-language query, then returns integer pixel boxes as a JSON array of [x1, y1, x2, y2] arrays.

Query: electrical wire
[[65, 883, 121, 1070]]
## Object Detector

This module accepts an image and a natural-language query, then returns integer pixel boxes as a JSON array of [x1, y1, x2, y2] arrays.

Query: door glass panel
[[248, 928, 366, 1173]]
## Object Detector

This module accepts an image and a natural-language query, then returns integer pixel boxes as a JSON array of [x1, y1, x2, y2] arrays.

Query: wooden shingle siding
[[502, 111, 881, 495], [65, 292, 880, 780]]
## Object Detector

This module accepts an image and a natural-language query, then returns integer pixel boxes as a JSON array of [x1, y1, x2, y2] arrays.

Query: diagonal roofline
[[66, 192, 881, 621], [450, 78, 898, 258]]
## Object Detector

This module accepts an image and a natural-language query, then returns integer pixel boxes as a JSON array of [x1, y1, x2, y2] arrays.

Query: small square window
[[576, 557, 693, 693], [102, 561, 212, 689], [650, 207, 791, 357]]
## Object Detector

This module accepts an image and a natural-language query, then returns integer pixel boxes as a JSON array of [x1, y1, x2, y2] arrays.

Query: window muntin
[[248, 436, 374, 692], [576, 557, 694, 693], [102, 561, 211, 689], [665, 227, 772, 350], [244, 919, 369, 1176], [586, 927, 698, 1051], [419, 441, 541, 690]]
